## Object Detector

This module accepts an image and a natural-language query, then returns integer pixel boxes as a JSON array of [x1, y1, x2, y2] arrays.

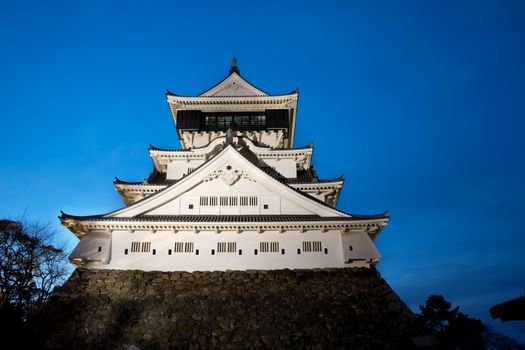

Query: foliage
[[482, 325, 525, 350], [0, 219, 70, 319], [418, 295, 525, 349], [417, 295, 483, 349]]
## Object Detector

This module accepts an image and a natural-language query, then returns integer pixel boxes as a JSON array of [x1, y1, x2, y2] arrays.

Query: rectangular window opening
[[281, 249, 285, 255], [302, 241, 322, 252], [141, 242, 151, 253], [254, 249, 258, 255], [97, 246, 102, 252], [185, 242, 194, 253], [152, 249, 156, 255], [195, 249, 199, 255], [131, 242, 141, 253], [211, 249, 215, 255], [239, 249, 242, 255], [124, 248, 128, 255], [217, 242, 237, 253]]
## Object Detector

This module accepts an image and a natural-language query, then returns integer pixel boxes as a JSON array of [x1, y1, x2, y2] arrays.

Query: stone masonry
[[32, 268, 423, 349]]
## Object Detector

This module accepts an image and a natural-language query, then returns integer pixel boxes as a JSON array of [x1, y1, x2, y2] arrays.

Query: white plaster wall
[[69, 232, 111, 263], [191, 134, 210, 148], [167, 159, 205, 180], [259, 132, 279, 148], [263, 158, 297, 178], [341, 231, 381, 262], [147, 198, 180, 215], [143, 177, 314, 216], [83, 229, 367, 271]]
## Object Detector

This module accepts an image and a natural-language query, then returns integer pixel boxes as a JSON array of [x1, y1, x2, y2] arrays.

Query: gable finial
[[229, 55, 240, 74], [226, 124, 234, 145]]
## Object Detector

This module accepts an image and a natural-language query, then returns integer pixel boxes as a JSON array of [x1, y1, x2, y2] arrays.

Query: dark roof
[[148, 137, 313, 153], [165, 66, 297, 99], [60, 213, 388, 223], [70, 145, 386, 221], [146, 167, 168, 184], [114, 177, 144, 186], [490, 295, 525, 322], [145, 138, 330, 186], [117, 146, 347, 214], [115, 167, 178, 186], [113, 162, 344, 186], [148, 144, 188, 152]]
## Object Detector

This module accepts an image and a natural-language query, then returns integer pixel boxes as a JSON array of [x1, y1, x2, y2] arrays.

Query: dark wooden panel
[[265, 109, 289, 129], [176, 110, 202, 130]]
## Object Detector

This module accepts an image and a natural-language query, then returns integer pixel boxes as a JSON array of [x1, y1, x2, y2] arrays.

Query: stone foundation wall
[[33, 268, 422, 349]]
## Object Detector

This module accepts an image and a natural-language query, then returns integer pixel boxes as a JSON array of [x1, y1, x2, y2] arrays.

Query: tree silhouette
[[418, 295, 484, 349], [0, 219, 69, 318]]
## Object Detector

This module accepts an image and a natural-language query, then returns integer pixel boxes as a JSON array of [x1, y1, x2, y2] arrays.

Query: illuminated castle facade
[[61, 60, 389, 271]]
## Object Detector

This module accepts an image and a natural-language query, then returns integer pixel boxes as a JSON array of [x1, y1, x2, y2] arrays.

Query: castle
[[61, 59, 389, 272], [37, 60, 425, 349]]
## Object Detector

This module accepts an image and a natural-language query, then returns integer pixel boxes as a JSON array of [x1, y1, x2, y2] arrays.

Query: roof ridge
[[60, 213, 388, 222]]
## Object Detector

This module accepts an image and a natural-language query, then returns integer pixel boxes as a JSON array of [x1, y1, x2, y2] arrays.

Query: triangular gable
[[106, 145, 348, 219], [200, 72, 268, 97]]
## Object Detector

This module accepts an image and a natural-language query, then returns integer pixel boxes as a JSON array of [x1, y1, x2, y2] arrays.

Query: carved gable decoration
[[204, 164, 255, 186]]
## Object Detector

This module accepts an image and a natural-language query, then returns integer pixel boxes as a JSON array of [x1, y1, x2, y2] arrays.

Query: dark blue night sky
[[1, 0, 524, 341]]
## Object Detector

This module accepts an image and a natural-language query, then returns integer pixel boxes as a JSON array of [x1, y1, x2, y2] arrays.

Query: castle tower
[[60, 60, 389, 272]]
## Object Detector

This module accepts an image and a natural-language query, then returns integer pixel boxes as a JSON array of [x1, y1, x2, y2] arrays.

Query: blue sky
[[1, 0, 524, 341]]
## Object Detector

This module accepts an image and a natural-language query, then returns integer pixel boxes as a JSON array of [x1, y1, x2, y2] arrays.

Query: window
[[201, 195, 258, 207], [211, 249, 215, 255], [201, 196, 218, 206], [141, 242, 151, 253], [131, 242, 141, 253], [152, 249, 156, 255], [263, 204, 269, 209], [217, 242, 237, 253], [240, 196, 258, 206], [174, 242, 194, 253], [188, 204, 194, 209], [130, 242, 151, 253], [302, 241, 322, 252], [97, 246, 102, 252], [348, 245, 353, 251], [281, 249, 285, 255], [195, 249, 199, 255], [124, 249, 128, 255], [297, 249, 301, 255], [254, 249, 258, 255], [324, 248, 328, 254], [202, 112, 266, 131], [168, 249, 172, 255], [260, 242, 279, 253], [239, 249, 242, 255]]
